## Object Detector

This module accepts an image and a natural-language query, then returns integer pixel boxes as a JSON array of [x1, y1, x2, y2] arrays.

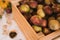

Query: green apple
[[37, 9, 45, 18], [32, 25, 42, 32], [20, 4, 30, 13]]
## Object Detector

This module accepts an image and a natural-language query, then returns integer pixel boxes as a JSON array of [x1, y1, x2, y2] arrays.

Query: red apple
[[44, 6, 52, 15], [30, 15, 41, 25], [29, 1, 37, 8]]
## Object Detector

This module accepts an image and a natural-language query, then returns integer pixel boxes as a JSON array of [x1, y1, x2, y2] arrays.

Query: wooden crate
[[10, 0, 60, 40]]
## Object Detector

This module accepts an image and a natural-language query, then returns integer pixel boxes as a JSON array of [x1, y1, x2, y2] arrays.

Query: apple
[[43, 28, 50, 35], [37, 9, 45, 18], [44, 6, 52, 15], [32, 25, 42, 32], [29, 1, 37, 8], [49, 20, 60, 30], [19, 4, 30, 13], [30, 15, 41, 25]]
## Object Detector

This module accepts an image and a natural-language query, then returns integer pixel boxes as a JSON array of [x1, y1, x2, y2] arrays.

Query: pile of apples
[[17, 0, 60, 35]]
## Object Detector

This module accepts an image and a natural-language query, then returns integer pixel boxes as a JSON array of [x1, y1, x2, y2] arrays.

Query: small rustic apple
[[37, 9, 45, 18], [32, 25, 42, 32], [19, 4, 30, 13], [49, 20, 60, 30], [30, 15, 41, 25], [43, 28, 50, 35], [44, 6, 52, 15], [29, 1, 37, 8]]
